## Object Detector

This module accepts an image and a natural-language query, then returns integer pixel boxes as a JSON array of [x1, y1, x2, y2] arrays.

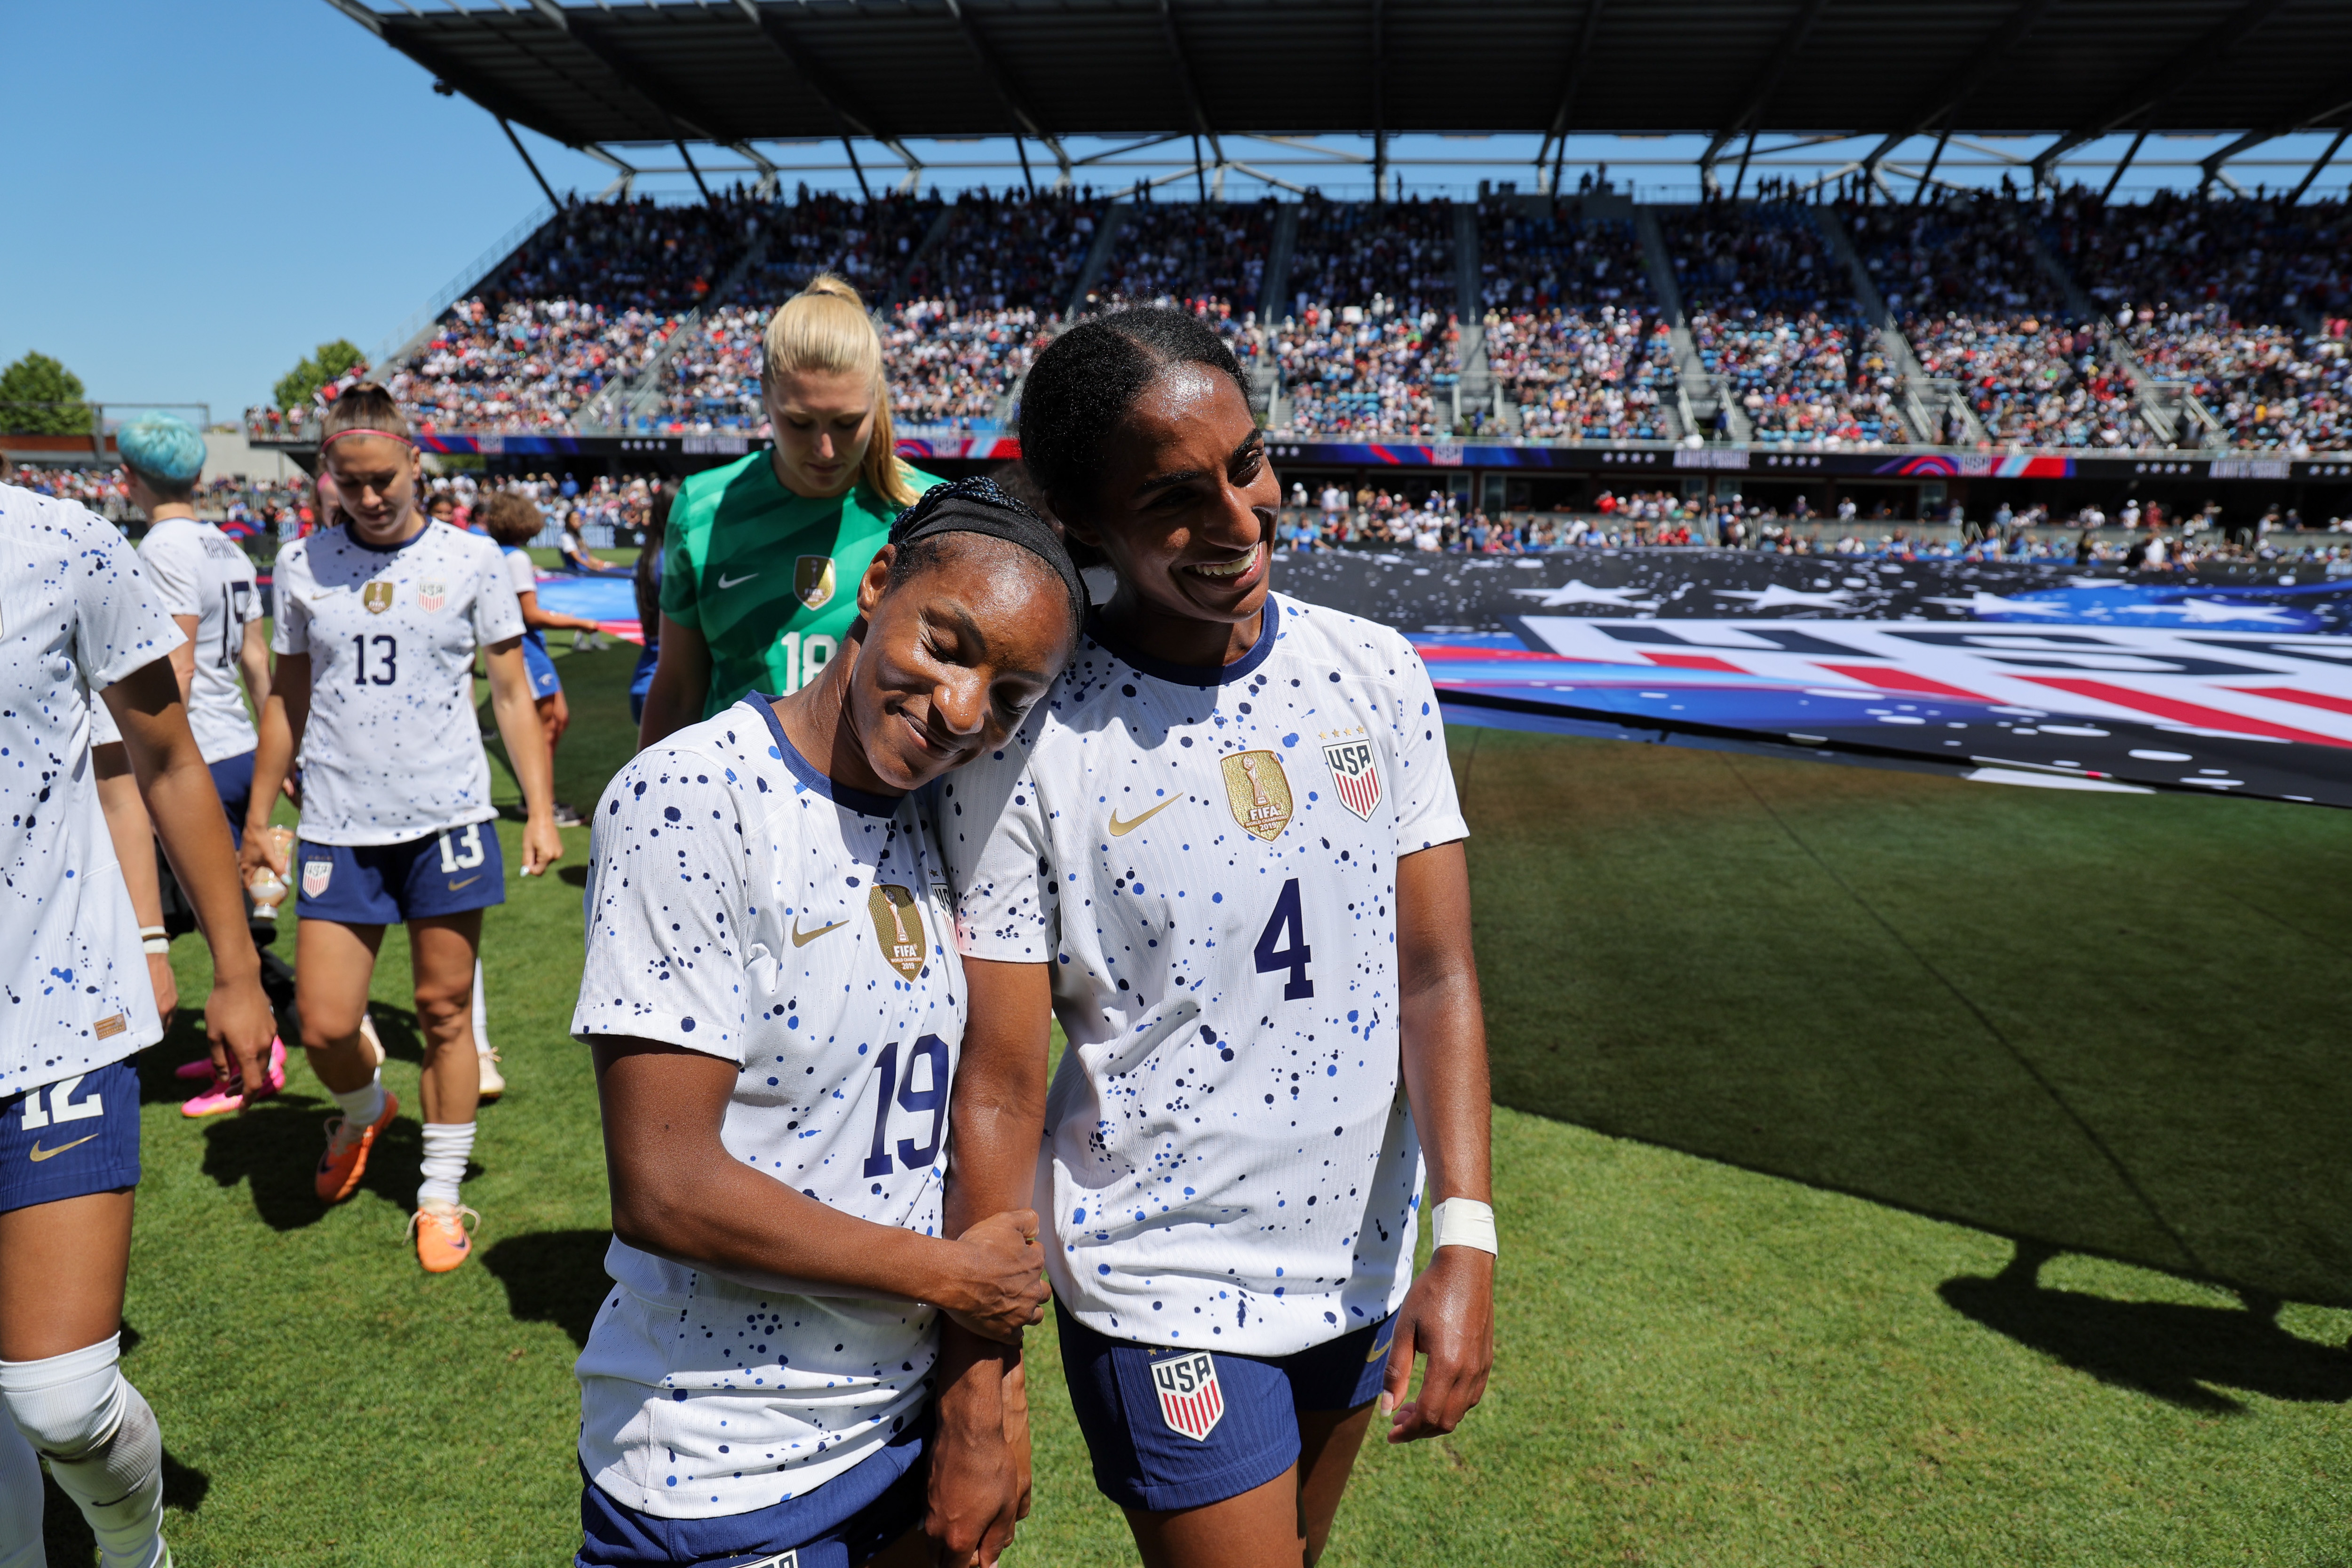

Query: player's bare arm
[[932, 956, 1057, 1567], [104, 659, 276, 1095], [1383, 840, 1497, 1443], [241, 652, 308, 881], [592, 1038, 1048, 1341]]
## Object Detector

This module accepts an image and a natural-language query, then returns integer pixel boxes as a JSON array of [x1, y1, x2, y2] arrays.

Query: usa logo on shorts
[[1321, 735, 1382, 821], [301, 857, 333, 899], [1152, 1350, 1224, 1441]]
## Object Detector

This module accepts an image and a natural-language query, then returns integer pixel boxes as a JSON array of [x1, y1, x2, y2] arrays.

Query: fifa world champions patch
[[796, 555, 837, 610], [302, 857, 334, 900], [1220, 750, 1294, 842], [1152, 1349, 1225, 1441], [1321, 732, 1383, 821]]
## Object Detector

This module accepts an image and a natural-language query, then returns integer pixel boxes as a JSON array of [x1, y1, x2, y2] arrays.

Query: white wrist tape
[[1430, 1197, 1497, 1256], [142, 938, 170, 956]]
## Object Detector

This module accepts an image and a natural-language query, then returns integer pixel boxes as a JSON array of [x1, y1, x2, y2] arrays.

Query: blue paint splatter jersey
[[570, 697, 966, 1520], [0, 486, 184, 1095], [271, 521, 523, 845], [945, 594, 1469, 1357]]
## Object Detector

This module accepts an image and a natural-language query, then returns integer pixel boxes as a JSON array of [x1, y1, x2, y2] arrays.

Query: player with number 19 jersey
[[944, 594, 1468, 1358], [271, 520, 523, 845], [570, 698, 964, 1518]]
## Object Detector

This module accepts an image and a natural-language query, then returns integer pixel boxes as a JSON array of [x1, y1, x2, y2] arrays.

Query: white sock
[[0, 1338, 164, 1568], [0, 1419, 43, 1568], [418, 1122, 476, 1209], [471, 959, 490, 1054], [331, 1075, 385, 1129]]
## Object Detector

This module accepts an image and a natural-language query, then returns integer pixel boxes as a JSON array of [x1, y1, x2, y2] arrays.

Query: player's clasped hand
[[1380, 1244, 1497, 1443], [939, 1208, 1049, 1344]]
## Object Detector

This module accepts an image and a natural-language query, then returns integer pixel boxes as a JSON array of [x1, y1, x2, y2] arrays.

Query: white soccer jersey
[[137, 515, 260, 763], [0, 486, 185, 1094], [271, 521, 523, 845], [571, 697, 966, 1520], [946, 594, 1469, 1358]]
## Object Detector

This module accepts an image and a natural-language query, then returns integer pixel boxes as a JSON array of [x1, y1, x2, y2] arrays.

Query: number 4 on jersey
[[1254, 877, 1314, 1000]]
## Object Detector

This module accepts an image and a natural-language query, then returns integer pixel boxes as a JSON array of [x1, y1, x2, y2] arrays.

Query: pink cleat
[[174, 1057, 215, 1082], [181, 1037, 287, 1118]]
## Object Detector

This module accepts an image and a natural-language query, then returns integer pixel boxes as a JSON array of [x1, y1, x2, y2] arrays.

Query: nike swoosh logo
[[1108, 797, 1178, 836], [717, 572, 759, 589], [791, 918, 849, 947], [29, 1134, 98, 1163], [447, 876, 482, 891], [1367, 1334, 1394, 1364]]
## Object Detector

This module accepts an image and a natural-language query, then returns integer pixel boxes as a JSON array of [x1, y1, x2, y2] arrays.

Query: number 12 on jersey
[[1254, 877, 1314, 999]]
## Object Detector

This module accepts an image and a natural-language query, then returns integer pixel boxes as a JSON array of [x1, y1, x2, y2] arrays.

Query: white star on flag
[[1510, 580, 1658, 608], [2130, 597, 2303, 625], [1711, 584, 1859, 612], [1922, 590, 2073, 616]]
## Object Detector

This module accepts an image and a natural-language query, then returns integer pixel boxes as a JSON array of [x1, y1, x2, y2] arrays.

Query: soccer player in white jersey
[[571, 479, 1087, 1568], [0, 480, 277, 1568], [941, 310, 1497, 1566], [112, 414, 284, 1111], [242, 386, 561, 1273]]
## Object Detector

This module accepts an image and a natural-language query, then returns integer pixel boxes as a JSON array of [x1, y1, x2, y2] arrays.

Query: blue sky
[[5, 0, 2346, 423]]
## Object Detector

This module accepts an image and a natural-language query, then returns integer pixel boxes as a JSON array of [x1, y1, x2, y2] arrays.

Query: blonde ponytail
[[763, 273, 914, 508]]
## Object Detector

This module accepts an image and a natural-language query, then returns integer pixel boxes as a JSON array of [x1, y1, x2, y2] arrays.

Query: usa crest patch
[[1320, 735, 1382, 821], [301, 857, 333, 899], [417, 579, 447, 613], [1152, 1350, 1224, 1441]]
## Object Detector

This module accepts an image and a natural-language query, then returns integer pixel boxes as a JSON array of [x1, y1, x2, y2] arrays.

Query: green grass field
[[81, 637, 2352, 1565]]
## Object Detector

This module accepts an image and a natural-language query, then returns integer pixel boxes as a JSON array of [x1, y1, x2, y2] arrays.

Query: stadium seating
[[231, 186, 2352, 450], [1664, 204, 1909, 447], [1844, 194, 2154, 449]]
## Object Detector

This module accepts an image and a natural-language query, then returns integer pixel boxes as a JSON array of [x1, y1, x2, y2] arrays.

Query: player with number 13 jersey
[[246, 387, 560, 1279]]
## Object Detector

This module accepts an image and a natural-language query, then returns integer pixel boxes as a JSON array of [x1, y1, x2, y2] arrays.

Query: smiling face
[[840, 537, 1075, 793], [764, 366, 875, 500], [1055, 362, 1279, 645], [321, 435, 424, 542]]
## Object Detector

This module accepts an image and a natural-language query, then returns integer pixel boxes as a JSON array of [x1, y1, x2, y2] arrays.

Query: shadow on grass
[[481, 1229, 613, 1348], [42, 1450, 206, 1566], [1464, 731, 2352, 1309], [1942, 1242, 2352, 1412]]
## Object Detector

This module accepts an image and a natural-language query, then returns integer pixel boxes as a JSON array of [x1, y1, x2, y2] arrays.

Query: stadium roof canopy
[[324, 0, 2352, 196]]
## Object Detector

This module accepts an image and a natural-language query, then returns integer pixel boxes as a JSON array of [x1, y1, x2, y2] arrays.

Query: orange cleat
[[408, 1201, 478, 1273], [315, 1091, 398, 1203]]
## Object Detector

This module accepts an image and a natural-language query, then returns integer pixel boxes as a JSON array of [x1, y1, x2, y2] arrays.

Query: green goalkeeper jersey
[[660, 451, 942, 718]]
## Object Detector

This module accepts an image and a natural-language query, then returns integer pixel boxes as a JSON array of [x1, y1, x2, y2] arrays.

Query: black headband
[[889, 476, 1089, 632]]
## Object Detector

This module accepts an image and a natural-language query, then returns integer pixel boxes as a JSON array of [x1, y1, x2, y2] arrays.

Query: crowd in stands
[[1097, 195, 1274, 311], [2047, 191, 2352, 450], [1476, 201, 1676, 441], [1845, 193, 2155, 449], [1666, 204, 1910, 447], [217, 183, 2352, 452]]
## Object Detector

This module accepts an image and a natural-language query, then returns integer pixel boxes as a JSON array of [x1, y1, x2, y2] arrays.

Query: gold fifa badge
[[1220, 749, 1294, 843], [868, 883, 926, 978], [796, 556, 838, 610], [362, 581, 395, 614]]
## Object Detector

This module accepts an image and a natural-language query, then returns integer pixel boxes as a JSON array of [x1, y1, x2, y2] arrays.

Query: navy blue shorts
[[0, 1061, 141, 1215], [298, 823, 506, 926], [629, 645, 658, 726], [207, 748, 255, 848], [578, 1418, 928, 1568], [1056, 1297, 1393, 1513], [524, 632, 563, 700]]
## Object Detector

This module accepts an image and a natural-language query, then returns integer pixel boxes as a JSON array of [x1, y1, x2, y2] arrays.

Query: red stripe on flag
[[2225, 685, 2352, 718], [1641, 653, 1751, 673], [1812, 664, 1998, 701], [2018, 678, 2352, 747]]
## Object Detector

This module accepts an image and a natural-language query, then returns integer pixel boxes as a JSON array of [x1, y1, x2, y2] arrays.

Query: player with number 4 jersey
[[941, 311, 1498, 1568], [244, 386, 561, 1274]]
